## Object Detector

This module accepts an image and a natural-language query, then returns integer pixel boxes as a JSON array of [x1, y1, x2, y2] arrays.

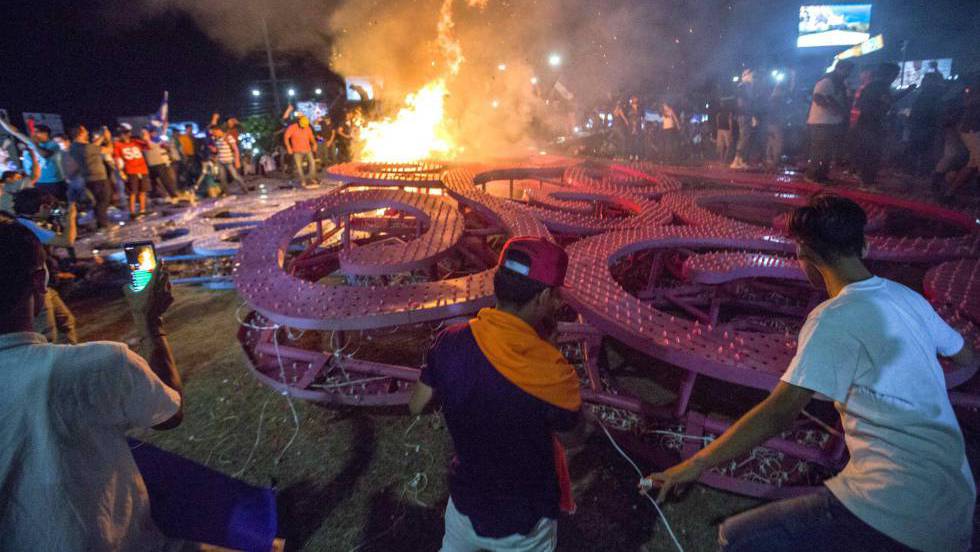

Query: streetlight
[[548, 53, 562, 68], [251, 89, 261, 97], [530, 76, 539, 85], [497, 63, 507, 71], [315, 88, 323, 95], [287, 88, 296, 97]]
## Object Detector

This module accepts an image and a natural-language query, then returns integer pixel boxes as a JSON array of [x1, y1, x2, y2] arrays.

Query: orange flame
[[355, 0, 487, 163]]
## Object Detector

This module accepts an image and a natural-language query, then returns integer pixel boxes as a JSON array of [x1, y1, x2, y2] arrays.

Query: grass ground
[[72, 285, 979, 552]]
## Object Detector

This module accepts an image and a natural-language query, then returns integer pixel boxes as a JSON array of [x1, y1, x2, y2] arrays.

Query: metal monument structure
[[230, 160, 980, 498]]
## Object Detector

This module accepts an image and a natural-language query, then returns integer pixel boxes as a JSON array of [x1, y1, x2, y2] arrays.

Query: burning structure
[[231, 159, 980, 499]]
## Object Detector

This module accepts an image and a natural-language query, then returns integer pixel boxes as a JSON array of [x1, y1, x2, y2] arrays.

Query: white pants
[[441, 498, 557, 552]]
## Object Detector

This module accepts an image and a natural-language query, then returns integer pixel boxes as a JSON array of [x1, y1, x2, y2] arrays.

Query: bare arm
[[46, 202, 77, 248], [26, 148, 41, 185], [949, 344, 975, 368], [408, 381, 434, 416], [0, 120, 43, 183], [125, 271, 183, 429], [645, 382, 814, 502]]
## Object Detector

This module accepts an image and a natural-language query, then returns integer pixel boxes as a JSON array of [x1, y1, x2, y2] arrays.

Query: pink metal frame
[[233, 160, 980, 498]]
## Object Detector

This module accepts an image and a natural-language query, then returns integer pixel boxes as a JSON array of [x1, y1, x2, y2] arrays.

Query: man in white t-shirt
[[644, 193, 975, 551], [0, 220, 185, 551], [805, 60, 854, 183]]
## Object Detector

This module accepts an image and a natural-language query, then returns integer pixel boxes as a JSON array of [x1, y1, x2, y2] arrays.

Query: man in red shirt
[[283, 116, 318, 188], [112, 126, 150, 218]]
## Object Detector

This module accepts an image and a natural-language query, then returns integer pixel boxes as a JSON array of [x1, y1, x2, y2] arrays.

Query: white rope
[[234, 302, 302, 469], [233, 396, 271, 478], [646, 429, 715, 443], [311, 376, 390, 390], [597, 422, 685, 552], [271, 329, 301, 465]]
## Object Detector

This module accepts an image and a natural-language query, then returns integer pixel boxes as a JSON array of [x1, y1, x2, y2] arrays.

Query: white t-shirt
[[0, 332, 182, 551], [781, 276, 974, 552], [806, 76, 847, 126], [1, 177, 32, 214]]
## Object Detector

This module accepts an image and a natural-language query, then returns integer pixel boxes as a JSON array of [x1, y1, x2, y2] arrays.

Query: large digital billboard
[[798, 4, 872, 48], [893, 59, 953, 88]]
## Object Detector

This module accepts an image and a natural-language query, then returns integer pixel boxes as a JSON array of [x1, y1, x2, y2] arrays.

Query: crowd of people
[[0, 104, 369, 233], [585, 63, 979, 201]]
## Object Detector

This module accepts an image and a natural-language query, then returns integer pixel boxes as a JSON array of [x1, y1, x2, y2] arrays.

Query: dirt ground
[[71, 283, 980, 552]]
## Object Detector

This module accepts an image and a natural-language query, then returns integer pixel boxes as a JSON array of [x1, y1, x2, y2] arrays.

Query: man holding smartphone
[[0, 220, 184, 550]]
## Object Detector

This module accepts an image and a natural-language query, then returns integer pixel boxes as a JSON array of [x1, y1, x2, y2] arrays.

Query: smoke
[[121, 0, 716, 159], [117, 0, 337, 59]]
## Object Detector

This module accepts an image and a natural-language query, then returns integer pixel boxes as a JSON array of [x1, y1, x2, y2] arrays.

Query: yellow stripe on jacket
[[468, 308, 582, 411]]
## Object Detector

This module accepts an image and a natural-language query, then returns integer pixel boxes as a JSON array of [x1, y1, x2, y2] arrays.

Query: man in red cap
[[410, 236, 581, 552]]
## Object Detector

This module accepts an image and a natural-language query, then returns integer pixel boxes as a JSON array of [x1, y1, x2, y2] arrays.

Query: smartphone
[[123, 241, 158, 292]]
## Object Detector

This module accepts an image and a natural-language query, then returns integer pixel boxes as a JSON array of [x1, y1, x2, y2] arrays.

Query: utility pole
[[261, 15, 282, 115]]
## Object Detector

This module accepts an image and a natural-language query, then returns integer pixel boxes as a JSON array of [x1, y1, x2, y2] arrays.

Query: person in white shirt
[[0, 220, 185, 551], [805, 60, 854, 183], [644, 193, 975, 552]]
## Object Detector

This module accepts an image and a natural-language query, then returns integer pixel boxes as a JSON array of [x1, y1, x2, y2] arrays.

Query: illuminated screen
[[124, 242, 157, 292], [893, 59, 953, 88], [798, 4, 871, 48], [294, 102, 330, 121], [346, 77, 379, 102]]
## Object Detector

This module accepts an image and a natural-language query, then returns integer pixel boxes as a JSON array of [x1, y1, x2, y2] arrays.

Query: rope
[[597, 422, 685, 552], [233, 303, 303, 470], [271, 329, 302, 465]]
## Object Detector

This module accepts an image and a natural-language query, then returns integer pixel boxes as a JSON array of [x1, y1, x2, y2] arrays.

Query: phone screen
[[123, 241, 158, 291]]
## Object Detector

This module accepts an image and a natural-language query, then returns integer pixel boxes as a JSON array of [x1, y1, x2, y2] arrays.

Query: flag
[[553, 80, 574, 101], [151, 91, 169, 128]]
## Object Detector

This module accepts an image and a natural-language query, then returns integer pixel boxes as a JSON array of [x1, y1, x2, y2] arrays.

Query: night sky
[[2, 0, 977, 129], [0, 0, 338, 127]]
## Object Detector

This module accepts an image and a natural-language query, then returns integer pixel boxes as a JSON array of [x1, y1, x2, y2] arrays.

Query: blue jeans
[[718, 487, 914, 551]]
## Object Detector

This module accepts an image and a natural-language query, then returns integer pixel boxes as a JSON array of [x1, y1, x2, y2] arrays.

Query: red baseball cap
[[498, 236, 568, 288]]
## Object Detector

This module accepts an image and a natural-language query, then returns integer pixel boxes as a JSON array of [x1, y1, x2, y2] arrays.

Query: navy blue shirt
[[421, 323, 579, 538]]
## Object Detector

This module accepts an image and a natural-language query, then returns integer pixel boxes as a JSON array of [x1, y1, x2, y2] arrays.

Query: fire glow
[[358, 79, 456, 162], [355, 0, 487, 163]]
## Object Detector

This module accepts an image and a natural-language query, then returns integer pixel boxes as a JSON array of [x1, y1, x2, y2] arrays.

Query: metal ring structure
[[234, 163, 559, 406], [572, 162, 684, 198], [75, 198, 236, 260], [524, 187, 673, 236], [662, 189, 980, 263], [326, 162, 447, 188], [235, 169, 552, 331], [233, 160, 980, 497], [190, 189, 327, 257]]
